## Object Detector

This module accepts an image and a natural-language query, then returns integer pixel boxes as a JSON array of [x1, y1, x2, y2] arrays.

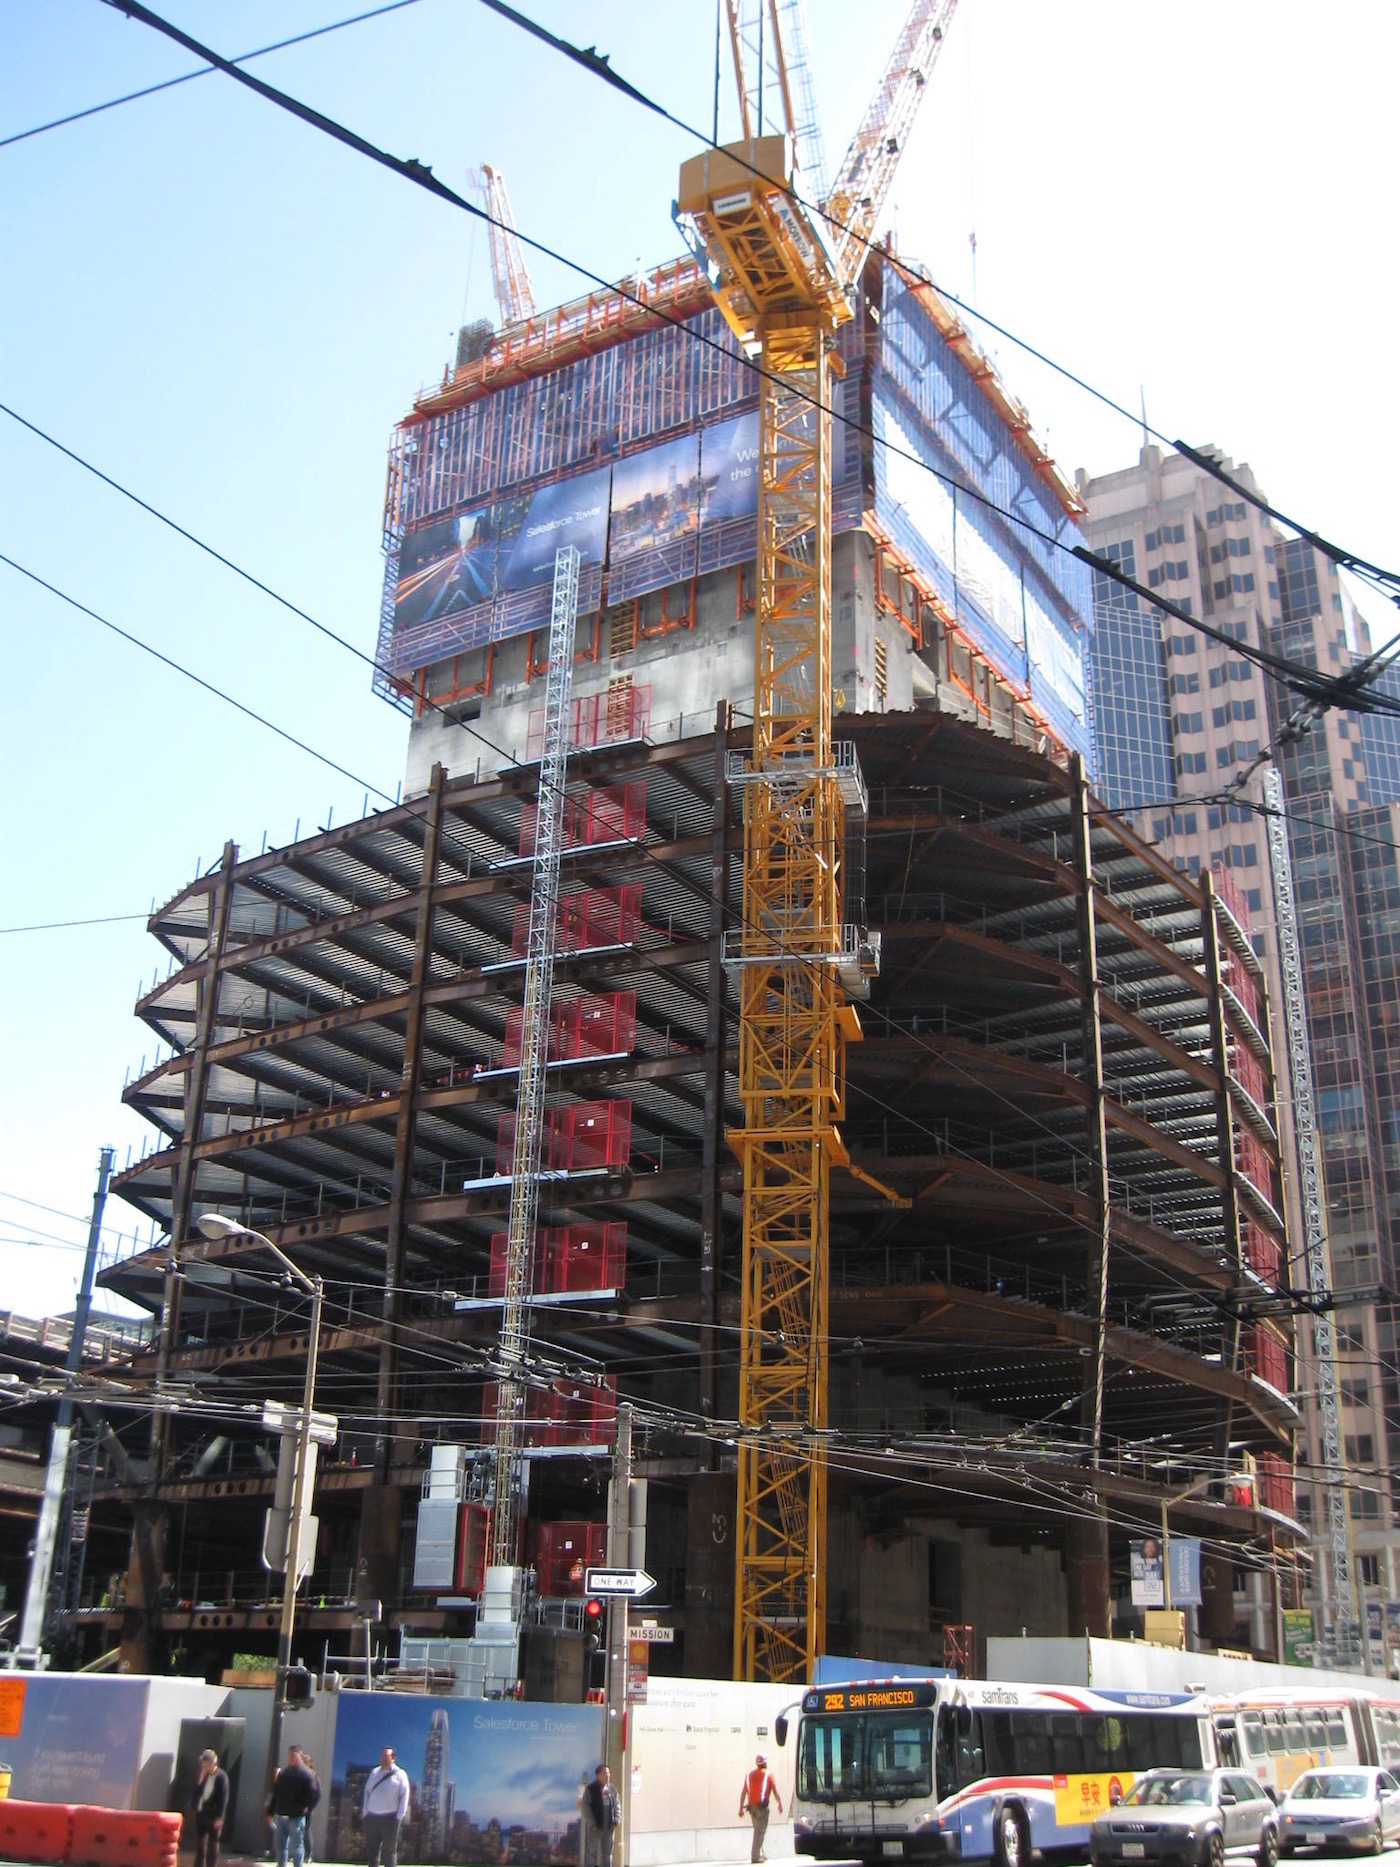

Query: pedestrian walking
[[187, 1749, 229, 1867], [583, 1764, 620, 1867], [361, 1746, 411, 1867], [299, 1754, 321, 1864], [739, 1753, 782, 1864], [269, 1745, 319, 1867]]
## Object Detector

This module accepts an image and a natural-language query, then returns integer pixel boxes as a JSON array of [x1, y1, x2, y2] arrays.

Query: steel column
[[376, 763, 446, 1477], [1070, 758, 1111, 1466], [700, 700, 732, 1428]]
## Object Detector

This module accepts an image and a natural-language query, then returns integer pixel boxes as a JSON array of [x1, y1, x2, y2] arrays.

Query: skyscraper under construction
[[81, 10, 1300, 1684]]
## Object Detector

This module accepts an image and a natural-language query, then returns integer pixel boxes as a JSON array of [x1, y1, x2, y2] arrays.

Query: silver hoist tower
[[470, 544, 580, 1694], [1263, 765, 1359, 1668]]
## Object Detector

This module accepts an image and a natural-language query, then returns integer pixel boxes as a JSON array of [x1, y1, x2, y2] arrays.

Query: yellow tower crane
[[677, 0, 957, 1683]]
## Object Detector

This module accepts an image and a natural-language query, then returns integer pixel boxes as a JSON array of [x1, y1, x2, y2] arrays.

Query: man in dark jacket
[[584, 1764, 620, 1867], [269, 1745, 319, 1867], [188, 1749, 230, 1867]]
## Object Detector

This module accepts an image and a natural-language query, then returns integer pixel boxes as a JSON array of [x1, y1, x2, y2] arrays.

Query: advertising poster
[[1168, 1538, 1202, 1609], [499, 465, 611, 592], [1053, 1773, 1133, 1827], [327, 1693, 602, 1866], [394, 465, 609, 643], [698, 411, 760, 526], [394, 506, 499, 633], [0, 1674, 149, 1806], [1130, 1538, 1165, 1608], [1283, 1607, 1315, 1665], [609, 434, 702, 567]]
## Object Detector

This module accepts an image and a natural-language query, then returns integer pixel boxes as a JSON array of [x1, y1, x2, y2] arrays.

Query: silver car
[[1091, 1768, 1280, 1867], [1278, 1767, 1400, 1855]]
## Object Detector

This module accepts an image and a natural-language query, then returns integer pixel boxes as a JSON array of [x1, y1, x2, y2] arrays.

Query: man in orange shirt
[[739, 1753, 782, 1864]]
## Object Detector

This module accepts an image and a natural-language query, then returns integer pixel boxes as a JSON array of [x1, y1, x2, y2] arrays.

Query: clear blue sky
[[3, 1, 1397, 1319]]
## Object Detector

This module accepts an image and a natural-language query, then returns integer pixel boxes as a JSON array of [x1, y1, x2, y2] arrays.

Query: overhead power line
[[103, 0, 1399, 729], [0, 0, 427, 151], [0, 551, 394, 802], [471, 0, 1400, 607]]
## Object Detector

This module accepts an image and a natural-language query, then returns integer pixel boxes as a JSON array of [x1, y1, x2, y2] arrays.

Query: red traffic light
[[584, 1596, 605, 1623]]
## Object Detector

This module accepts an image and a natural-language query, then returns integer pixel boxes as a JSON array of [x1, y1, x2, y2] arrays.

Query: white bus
[[1212, 1691, 1400, 1796], [777, 1678, 1213, 1867]]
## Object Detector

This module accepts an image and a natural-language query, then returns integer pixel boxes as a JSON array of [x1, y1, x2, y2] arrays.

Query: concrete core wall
[[403, 533, 929, 793]]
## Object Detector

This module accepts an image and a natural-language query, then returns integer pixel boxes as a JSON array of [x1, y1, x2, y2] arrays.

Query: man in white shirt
[[361, 1746, 411, 1867]]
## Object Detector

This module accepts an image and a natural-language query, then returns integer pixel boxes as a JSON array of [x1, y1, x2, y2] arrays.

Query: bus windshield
[[798, 1712, 934, 1803]]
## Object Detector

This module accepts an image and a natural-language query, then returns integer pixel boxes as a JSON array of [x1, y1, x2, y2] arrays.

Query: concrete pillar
[[685, 1471, 736, 1677], [1064, 1511, 1112, 1639], [1201, 1549, 1237, 1648]]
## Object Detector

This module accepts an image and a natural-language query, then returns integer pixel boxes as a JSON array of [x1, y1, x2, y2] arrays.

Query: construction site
[[48, 1, 1303, 1690]]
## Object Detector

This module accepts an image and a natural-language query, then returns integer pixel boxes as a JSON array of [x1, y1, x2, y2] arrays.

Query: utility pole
[[605, 1403, 633, 1851], [17, 1145, 113, 1661]]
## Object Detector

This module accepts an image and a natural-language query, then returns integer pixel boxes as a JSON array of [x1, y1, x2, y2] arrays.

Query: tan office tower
[[1082, 443, 1400, 1670]]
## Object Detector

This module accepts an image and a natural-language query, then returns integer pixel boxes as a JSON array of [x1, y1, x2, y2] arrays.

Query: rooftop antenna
[[1139, 387, 1150, 452]]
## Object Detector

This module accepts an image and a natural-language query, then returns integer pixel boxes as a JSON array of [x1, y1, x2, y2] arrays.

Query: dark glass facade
[[1089, 539, 1175, 811]]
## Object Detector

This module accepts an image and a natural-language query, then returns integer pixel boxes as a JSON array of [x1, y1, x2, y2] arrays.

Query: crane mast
[[679, 132, 851, 1683], [1262, 765, 1359, 1667], [466, 163, 537, 327], [725, 0, 829, 200], [678, 0, 950, 1688]]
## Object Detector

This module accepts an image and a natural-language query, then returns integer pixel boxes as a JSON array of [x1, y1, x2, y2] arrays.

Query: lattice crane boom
[[824, 0, 958, 279], [725, 0, 829, 200], [466, 163, 537, 327]]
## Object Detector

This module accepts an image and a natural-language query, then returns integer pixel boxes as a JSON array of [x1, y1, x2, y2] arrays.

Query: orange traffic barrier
[[0, 1796, 76, 1865], [70, 1806, 181, 1867]]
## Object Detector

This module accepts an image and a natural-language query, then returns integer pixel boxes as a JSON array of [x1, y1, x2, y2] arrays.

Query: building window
[[1359, 1553, 1382, 1585]]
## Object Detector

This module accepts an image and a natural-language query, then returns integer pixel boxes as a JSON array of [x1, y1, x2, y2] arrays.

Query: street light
[[196, 1214, 324, 1801]]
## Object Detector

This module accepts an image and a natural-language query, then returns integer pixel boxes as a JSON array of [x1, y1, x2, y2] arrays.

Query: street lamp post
[[196, 1215, 324, 1804]]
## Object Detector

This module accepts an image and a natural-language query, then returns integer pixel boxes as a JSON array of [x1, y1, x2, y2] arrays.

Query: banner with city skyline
[[326, 1693, 603, 1866]]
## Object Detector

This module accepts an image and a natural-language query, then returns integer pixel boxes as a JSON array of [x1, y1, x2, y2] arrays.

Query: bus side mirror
[[775, 1714, 788, 1747]]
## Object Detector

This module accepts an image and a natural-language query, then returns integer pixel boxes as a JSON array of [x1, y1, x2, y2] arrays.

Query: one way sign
[[585, 1566, 656, 1598]]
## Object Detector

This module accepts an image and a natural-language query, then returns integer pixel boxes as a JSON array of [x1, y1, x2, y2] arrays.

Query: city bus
[[776, 1678, 1214, 1867], [1212, 1691, 1400, 1796]]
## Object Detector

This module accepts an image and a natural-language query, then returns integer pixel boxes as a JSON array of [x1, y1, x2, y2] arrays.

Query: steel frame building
[[90, 710, 1300, 1676]]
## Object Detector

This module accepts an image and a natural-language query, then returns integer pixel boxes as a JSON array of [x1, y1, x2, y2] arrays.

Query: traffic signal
[[583, 1597, 605, 1651], [285, 1667, 315, 1705]]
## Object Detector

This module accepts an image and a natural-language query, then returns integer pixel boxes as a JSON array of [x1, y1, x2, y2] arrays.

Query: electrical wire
[[469, 0, 1400, 604], [0, 912, 148, 936], [0, 551, 395, 803], [97, 0, 1400, 729], [26, 6, 1321, 1497], [0, 1, 428, 151]]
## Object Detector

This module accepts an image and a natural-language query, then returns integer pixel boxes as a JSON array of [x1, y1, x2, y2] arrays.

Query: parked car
[[1090, 1767, 1280, 1867], [1278, 1767, 1400, 1855]]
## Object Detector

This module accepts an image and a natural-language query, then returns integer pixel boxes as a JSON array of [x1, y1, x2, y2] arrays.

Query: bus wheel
[[994, 1804, 1029, 1867]]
